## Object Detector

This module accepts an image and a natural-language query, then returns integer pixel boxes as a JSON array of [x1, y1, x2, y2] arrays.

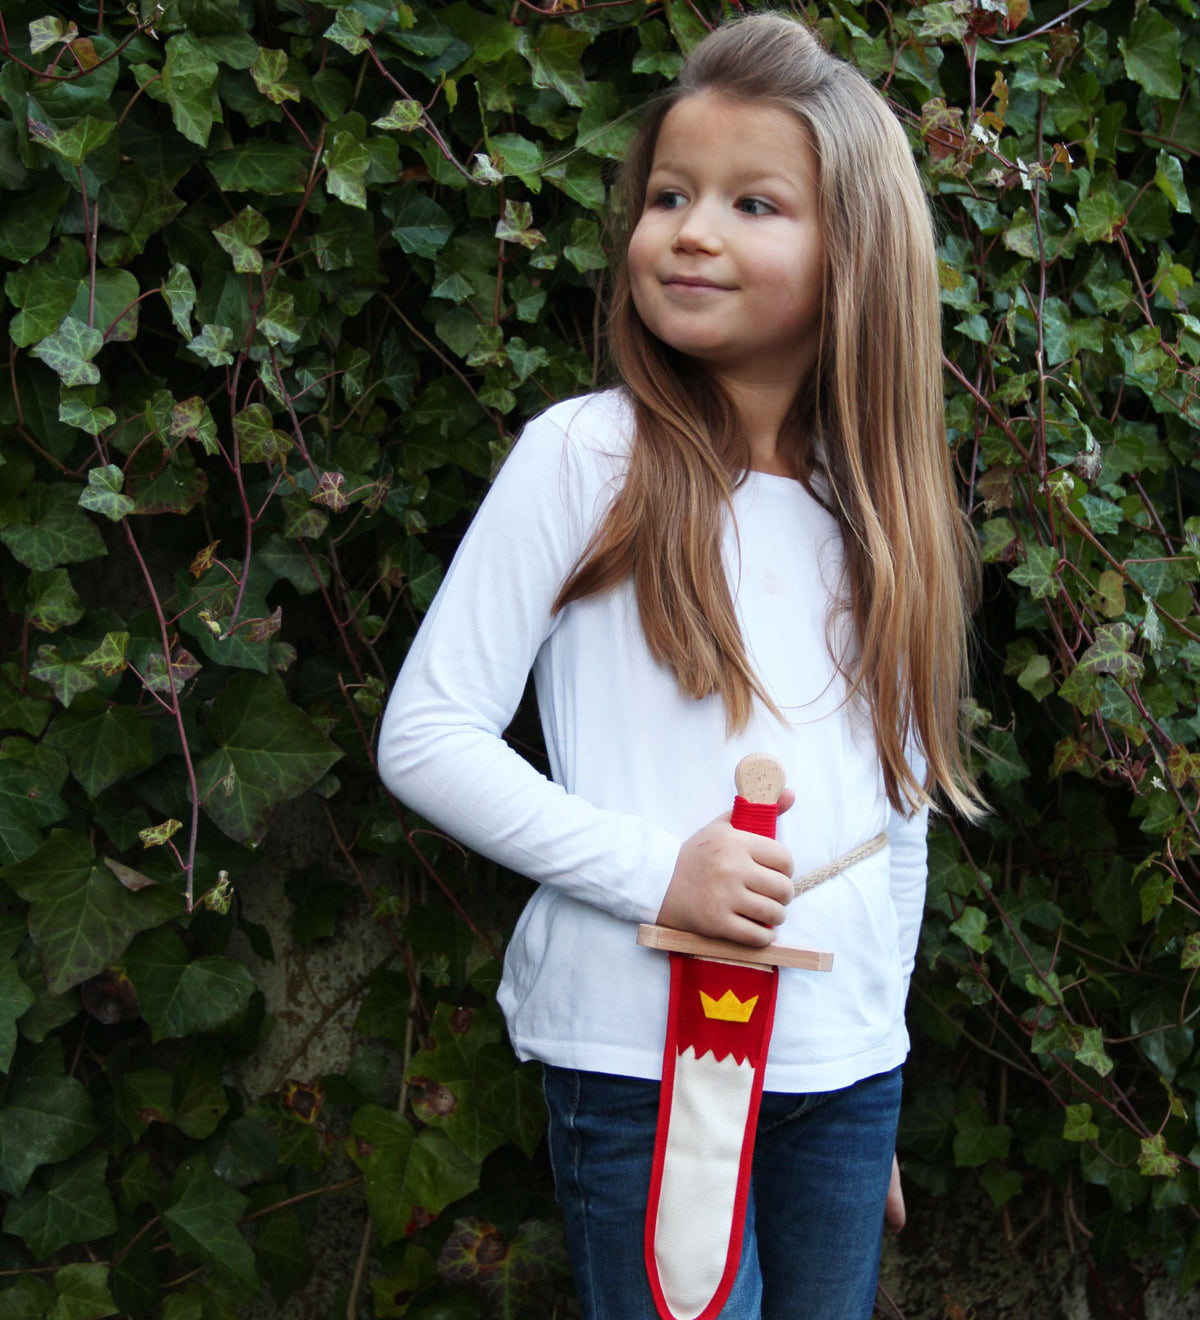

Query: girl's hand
[[885, 1155, 906, 1232], [656, 789, 795, 946]]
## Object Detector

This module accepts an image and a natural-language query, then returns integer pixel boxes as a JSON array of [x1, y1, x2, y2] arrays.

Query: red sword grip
[[730, 753, 785, 839]]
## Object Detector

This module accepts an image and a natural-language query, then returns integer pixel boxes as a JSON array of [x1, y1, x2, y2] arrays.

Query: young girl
[[379, 13, 980, 1319]]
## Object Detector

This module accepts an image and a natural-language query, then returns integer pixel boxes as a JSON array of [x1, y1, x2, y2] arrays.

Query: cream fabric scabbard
[[644, 952, 779, 1320]]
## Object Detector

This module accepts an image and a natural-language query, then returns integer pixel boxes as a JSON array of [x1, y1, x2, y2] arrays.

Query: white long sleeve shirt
[[378, 389, 927, 1092]]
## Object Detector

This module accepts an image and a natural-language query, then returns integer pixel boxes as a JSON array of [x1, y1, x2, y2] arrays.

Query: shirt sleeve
[[377, 399, 683, 924], [889, 793, 929, 996]]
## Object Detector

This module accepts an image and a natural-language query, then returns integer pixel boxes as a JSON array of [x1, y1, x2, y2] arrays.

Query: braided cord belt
[[791, 831, 889, 898]]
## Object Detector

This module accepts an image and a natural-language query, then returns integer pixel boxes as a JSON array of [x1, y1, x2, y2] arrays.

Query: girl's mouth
[[663, 276, 731, 291]]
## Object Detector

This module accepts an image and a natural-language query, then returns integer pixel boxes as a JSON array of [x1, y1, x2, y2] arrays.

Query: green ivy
[[0, 0, 1198, 1314]]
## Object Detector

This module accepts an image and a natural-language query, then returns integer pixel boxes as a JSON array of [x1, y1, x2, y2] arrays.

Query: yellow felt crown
[[699, 989, 759, 1023]]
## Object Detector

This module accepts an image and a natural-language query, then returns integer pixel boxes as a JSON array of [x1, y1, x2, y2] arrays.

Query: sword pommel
[[734, 753, 785, 805]]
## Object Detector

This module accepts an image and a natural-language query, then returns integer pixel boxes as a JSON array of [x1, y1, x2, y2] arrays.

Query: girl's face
[[628, 92, 824, 393]]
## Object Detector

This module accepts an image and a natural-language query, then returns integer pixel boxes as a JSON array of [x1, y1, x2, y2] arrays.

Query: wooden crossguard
[[637, 755, 833, 1320]]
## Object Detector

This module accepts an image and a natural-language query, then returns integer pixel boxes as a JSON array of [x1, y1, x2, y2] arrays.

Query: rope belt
[[791, 830, 888, 898]]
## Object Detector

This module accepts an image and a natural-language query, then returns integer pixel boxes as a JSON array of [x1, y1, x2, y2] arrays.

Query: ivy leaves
[[0, 0, 1197, 1310]]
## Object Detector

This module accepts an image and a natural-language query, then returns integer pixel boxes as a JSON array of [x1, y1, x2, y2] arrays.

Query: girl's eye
[[651, 189, 686, 209], [737, 197, 775, 216]]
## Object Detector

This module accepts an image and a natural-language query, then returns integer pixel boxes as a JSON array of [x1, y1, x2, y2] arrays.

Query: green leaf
[[563, 219, 606, 272], [0, 1274, 53, 1320], [78, 464, 134, 522], [59, 390, 116, 437], [373, 99, 424, 132], [250, 48, 300, 105], [406, 1002, 545, 1161], [1015, 652, 1053, 700], [1075, 193, 1124, 243], [1154, 152, 1191, 215], [2, 830, 181, 996], [123, 926, 255, 1042], [213, 206, 270, 274], [505, 337, 548, 384], [949, 905, 992, 954], [1078, 622, 1143, 687], [543, 157, 605, 213], [43, 700, 155, 797], [1063, 1103, 1099, 1142], [575, 82, 637, 161], [1073, 1025, 1114, 1077], [632, 22, 682, 78], [324, 130, 371, 210], [28, 646, 98, 708], [25, 107, 117, 167], [979, 1165, 1022, 1207], [347, 1106, 480, 1245], [161, 264, 197, 338], [67, 268, 139, 343], [169, 397, 220, 455], [0, 183, 70, 263], [982, 727, 1029, 788], [1, 484, 106, 571], [28, 17, 75, 55], [488, 133, 544, 191], [494, 200, 544, 249], [952, 1108, 1010, 1168], [1119, 9, 1182, 100], [25, 568, 82, 633], [163, 33, 220, 148], [47, 1263, 117, 1320], [208, 142, 313, 194], [2, 1150, 116, 1261], [163, 1156, 257, 1296], [194, 672, 342, 846], [186, 323, 236, 367], [4, 238, 86, 348], [233, 403, 292, 464], [173, 1044, 231, 1139], [666, 0, 709, 54], [258, 534, 328, 593], [517, 28, 588, 107], [0, 960, 37, 1073], [1008, 544, 1060, 600], [387, 190, 454, 258], [258, 286, 299, 347], [28, 317, 103, 388], [0, 737, 69, 867], [255, 1208, 312, 1301], [438, 1217, 568, 1314], [1139, 1133, 1180, 1178], [325, 9, 369, 55], [0, 1068, 97, 1197]]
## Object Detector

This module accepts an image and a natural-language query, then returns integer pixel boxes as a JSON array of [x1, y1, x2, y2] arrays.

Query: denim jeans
[[543, 1063, 902, 1320]]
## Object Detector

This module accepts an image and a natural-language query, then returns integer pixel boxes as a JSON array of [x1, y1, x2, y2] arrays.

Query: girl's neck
[[712, 371, 801, 476]]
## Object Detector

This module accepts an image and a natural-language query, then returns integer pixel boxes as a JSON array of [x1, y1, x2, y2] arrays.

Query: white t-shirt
[[378, 389, 927, 1092]]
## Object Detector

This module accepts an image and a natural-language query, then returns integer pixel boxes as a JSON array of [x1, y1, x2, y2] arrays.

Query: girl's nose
[[671, 201, 723, 254]]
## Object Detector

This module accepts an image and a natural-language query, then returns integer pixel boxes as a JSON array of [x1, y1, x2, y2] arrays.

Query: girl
[[379, 13, 980, 1319]]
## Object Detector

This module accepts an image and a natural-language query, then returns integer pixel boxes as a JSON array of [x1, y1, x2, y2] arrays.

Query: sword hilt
[[637, 752, 833, 972], [731, 753, 785, 839]]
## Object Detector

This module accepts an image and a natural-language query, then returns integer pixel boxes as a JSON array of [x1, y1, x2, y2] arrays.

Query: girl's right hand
[[656, 794, 795, 947]]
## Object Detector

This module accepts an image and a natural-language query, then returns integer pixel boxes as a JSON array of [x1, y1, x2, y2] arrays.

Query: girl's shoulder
[[514, 388, 634, 478]]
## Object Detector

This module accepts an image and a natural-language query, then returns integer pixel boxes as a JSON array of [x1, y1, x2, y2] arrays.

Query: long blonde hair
[[554, 13, 982, 819]]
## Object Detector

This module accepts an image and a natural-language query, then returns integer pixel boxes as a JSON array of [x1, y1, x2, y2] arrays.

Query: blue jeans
[[543, 1063, 902, 1320]]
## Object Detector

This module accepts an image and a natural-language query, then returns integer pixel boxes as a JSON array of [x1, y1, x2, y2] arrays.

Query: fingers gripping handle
[[731, 753, 785, 839]]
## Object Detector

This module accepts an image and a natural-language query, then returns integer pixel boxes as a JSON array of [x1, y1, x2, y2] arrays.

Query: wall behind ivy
[[0, 0, 1197, 1316]]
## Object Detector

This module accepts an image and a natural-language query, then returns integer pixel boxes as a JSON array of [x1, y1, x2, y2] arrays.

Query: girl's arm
[[378, 400, 684, 925]]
